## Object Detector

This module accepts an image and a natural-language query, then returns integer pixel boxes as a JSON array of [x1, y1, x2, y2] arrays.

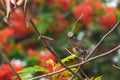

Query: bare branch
[[31, 45, 120, 79], [0, 49, 21, 80], [38, 35, 54, 41], [70, 66, 81, 80], [85, 21, 120, 60], [80, 68, 90, 80], [4, 0, 11, 23], [70, 66, 90, 80], [113, 64, 120, 70], [24, 0, 27, 11]]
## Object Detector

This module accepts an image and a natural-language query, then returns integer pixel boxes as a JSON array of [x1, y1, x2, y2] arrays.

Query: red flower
[[0, 27, 14, 38], [0, 27, 14, 47], [9, 8, 29, 37], [45, 64, 53, 72], [40, 50, 56, 63], [98, 7, 116, 28], [27, 49, 39, 56], [0, 63, 23, 80], [73, 3, 93, 26], [92, 0, 103, 10], [27, 49, 56, 66], [84, 0, 102, 8], [56, 0, 70, 10], [49, 14, 67, 36], [45, 59, 63, 72]]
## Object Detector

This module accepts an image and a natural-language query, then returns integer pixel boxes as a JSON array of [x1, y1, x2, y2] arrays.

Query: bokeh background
[[0, 0, 120, 80]]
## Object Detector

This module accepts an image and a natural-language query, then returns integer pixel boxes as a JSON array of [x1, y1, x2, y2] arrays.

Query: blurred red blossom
[[73, 3, 93, 26], [1, 8, 29, 39], [0, 63, 23, 80], [27, 49, 56, 66], [49, 14, 68, 36], [72, 0, 117, 27], [27, 49, 63, 73], [98, 7, 116, 28], [9, 8, 29, 37], [27, 49, 37, 56], [39, 49, 56, 64], [45, 59, 64, 72], [0, 8, 30, 51], [0, 27, 14, 46], [0, 28, 14, 53], [45, 0, 70, 10], [56, 0, 70, 10], [0, 28, 14, 38]]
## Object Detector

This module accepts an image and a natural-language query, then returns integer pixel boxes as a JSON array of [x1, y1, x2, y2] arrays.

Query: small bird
[[69, 36, 88, 58]]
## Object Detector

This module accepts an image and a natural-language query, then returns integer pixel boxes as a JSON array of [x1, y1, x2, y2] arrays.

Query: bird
[[69, 36, 88, 58]]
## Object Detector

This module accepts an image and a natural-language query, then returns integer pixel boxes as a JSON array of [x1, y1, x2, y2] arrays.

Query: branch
[[24, 0, 28, 11], [85, 21, 120, 60], [31, 45, 120, 79], [0, 49, 21, 80], [30, 19, 83, 80], [70, 66, 90, 80], [70, 66, 81, 80], [80, 68, 90, 80], [113, 64, 120, 70]]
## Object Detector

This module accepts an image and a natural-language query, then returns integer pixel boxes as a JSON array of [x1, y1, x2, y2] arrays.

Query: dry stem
[[0, 49, 21, 80]]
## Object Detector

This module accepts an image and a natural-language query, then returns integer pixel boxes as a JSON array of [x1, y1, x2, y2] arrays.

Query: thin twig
[[80, 68, 90, 80], [24, 0, 28, 11], [31, 45, 120, 79], [70, 66, 90, 80], [113, 64, 120, 70], [0, 49, 21, 80], [30, 19, 83, 80], [72, 8, 86, 32], [70, 66, 81, 80], [85, 21, 120, 60], [40, 35, 53, 41]]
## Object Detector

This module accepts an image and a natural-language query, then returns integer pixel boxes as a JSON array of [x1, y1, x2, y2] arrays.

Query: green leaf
[[56, 55, 75, 68], [94, 76, 102, 80], [61, 55, 76, 63], [18, 65, 49, 74], [35, 13, 54, 34], [8, 48, 26, 60], [25, 56, 39, 67], [115, 11, 120, 20], [18, 65, 49, 80]]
